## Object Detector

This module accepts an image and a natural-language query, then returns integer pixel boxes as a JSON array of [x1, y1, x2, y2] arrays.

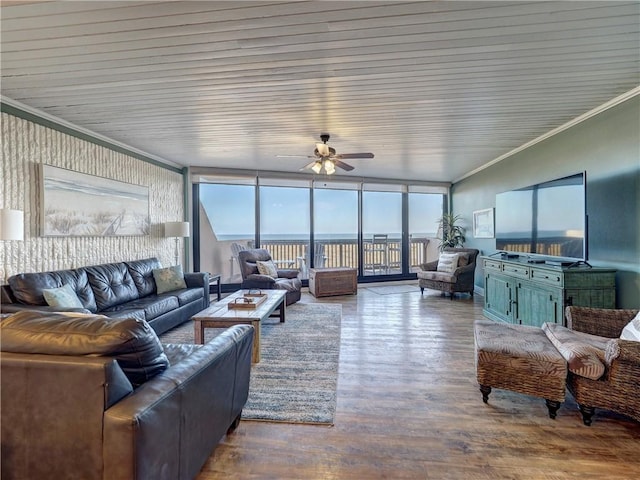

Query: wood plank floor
[[198, 285, 640, 479]]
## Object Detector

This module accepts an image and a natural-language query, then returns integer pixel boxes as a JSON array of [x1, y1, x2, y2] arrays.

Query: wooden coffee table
[[192, 289, 287, 363]]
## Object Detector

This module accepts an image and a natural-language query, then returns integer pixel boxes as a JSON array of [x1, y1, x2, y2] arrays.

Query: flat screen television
[[495, 172, 587, 260]]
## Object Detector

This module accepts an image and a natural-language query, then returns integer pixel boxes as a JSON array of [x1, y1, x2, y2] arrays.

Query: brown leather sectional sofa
[[1, 311, 254, 480]]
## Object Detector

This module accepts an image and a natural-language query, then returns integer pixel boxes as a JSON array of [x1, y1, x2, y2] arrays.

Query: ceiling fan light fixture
[[324, 159, 336, 175], [311, 161, 322, 174], [316, 143, 330, 157]]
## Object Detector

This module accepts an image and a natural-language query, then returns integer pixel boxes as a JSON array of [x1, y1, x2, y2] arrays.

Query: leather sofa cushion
[[126, 258, 161, 297], [101, 296, 179, 320], [85, 263, 139, 311], [143, 296, 180, 319], [8, 268, 98, 312], [173, 288, 204, 306], [99, 307, 146, 321], [0, 311, 169, 387]]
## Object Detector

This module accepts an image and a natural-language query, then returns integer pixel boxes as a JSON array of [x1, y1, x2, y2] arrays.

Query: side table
[[208, 273, 222, 301]]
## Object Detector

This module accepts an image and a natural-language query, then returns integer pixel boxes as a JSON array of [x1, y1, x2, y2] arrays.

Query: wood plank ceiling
[[1, 1, 639, 182]]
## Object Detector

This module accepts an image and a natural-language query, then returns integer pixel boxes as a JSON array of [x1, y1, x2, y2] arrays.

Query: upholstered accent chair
[[564, 306, 640, 425], [237, 248, 302, 305], [417, 247, 479, 299]]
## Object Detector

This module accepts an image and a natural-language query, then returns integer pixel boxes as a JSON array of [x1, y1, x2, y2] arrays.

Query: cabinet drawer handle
[[539, 274, 560, 282]]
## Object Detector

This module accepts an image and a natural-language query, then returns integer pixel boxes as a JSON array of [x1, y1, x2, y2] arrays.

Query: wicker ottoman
[[474, 319, 567, 418]]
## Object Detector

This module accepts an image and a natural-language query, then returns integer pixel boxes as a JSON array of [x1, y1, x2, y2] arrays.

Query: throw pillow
[[256, 260, 278, 278], [42, 283, 84, 309], [152, 265, 187, 294], [436, 253, 460, 273], [620, 311, 640, 342]]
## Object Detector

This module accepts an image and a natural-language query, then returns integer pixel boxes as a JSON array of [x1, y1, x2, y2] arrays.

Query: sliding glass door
[[259, 184, 310, 278], [408, 191, 443, 271], [362, 189, 403, 277], [313, 186, 359, 274]]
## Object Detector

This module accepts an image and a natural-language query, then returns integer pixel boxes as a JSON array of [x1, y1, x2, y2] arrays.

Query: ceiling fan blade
[[299, 161, 319, 171], [334, 160, 354, 171], [334, 152, 374, 159], [277, 154, 315, 158]]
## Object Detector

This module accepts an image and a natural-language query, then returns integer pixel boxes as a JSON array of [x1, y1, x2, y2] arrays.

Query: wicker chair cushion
[[474, 319, 566, 402], [620, 311, 640, 341], [542, 323, 610, 380], [416, 271, 455, 283]]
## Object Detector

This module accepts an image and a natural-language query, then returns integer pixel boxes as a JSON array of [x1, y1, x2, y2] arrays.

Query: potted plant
[[437, 213, 466, 251]]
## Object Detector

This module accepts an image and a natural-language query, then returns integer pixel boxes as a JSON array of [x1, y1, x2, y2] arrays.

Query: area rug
[[159, 302, 341, 425], [365, 284, 420, 295]]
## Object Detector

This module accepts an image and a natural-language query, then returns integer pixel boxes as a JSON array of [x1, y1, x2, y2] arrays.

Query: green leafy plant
[[437, 213, 466, 251]]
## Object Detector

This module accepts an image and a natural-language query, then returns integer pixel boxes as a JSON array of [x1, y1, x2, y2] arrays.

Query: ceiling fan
[[278, 134, 374, 174]]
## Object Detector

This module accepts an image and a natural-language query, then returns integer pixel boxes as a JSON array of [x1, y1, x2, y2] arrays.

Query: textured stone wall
[[1, 112, 186, 281]]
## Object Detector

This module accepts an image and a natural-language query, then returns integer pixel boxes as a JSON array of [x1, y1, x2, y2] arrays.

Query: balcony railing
[[207, 236, 433, 284], [259, 237, 431, 275]]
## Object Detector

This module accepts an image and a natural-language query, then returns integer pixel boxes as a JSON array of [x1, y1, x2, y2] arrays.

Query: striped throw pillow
[[436, 253, 460, 273]]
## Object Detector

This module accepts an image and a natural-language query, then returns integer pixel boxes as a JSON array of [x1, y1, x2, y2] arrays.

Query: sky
[[200, 184, 442, 240]]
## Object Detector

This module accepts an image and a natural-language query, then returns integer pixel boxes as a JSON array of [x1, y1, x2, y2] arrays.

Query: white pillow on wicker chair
[[620, 311, 640, 342], [437, 253, 460, 273]]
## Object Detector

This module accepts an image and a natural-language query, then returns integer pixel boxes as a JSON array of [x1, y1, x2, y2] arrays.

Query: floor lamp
[[164, 221, 190, 267], [0, 209, 24, 241]]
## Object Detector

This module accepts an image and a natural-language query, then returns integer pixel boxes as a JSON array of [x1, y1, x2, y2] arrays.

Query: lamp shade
[[0, 209, 24, 241], [164, 221, 190, 238]]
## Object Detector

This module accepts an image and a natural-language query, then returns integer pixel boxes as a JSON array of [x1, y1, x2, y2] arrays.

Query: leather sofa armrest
[[184, 271, 208, 289], [243, 274, 277, 288], [103, 325, 253, 480], [1, 353, 133, 479], [184, 271, 210, 307]]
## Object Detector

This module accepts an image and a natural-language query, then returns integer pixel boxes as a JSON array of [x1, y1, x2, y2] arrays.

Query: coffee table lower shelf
[[194, 317, 262, 362]]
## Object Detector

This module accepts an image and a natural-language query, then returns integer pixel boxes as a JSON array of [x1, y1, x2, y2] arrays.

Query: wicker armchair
[[565, 306, 640, 425], [417, 248, 479, 299]]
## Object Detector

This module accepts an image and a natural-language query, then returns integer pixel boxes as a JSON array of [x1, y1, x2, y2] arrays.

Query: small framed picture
[[473, 208, 494, 239]]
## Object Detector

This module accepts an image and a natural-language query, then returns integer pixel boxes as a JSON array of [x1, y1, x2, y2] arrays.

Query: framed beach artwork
[[473, 208, 494, 239], [41, 165, 150, 236]]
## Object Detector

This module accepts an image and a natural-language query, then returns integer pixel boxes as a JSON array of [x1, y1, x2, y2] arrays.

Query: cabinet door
[[485, 273, 513, 322], [515, 281, 561, 327]]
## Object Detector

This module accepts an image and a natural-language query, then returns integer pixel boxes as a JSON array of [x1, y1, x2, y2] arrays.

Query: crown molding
[[454, 87, 640, 184], [1, 96, 184, 175]]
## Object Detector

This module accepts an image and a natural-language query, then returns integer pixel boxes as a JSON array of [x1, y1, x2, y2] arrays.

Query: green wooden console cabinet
[[482, 257, 616, 327]]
